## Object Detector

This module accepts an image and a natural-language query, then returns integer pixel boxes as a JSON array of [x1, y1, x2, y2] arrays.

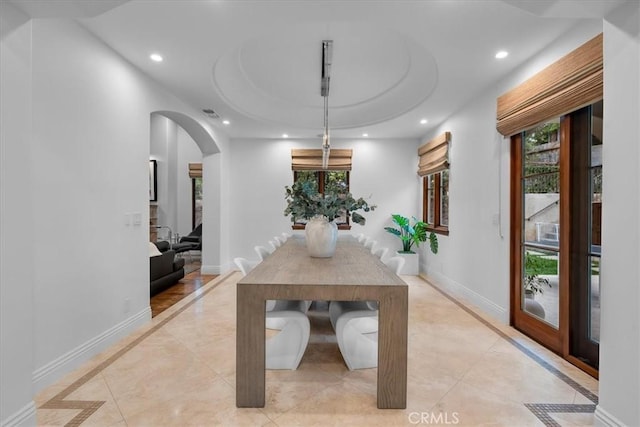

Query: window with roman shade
[[496, 33, 603, 137], [291, 148, 352, 171], [419, 132, 451, 234], [188, 163, 202, 229], [188, 163, 202, 178], [290, 148, 353, 229]]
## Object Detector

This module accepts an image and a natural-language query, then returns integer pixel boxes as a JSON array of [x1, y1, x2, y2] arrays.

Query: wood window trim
[[291, 171, 352, 231], [423, 173, 449, 236]]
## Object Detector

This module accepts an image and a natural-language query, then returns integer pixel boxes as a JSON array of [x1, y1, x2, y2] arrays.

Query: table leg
[[236, 285, 265, 407], [377, 288, 408, 409]]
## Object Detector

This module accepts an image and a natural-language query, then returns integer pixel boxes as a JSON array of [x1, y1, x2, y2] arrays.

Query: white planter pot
[[305, 216, 338, 257], [396, 251, 419, 275]]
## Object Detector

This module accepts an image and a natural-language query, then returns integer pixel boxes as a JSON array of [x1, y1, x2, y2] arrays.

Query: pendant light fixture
[[321, 40, 333, 169]]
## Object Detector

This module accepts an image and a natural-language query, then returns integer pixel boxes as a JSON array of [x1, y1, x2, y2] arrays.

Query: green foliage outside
[[524, 122, 560, 194], [524, 252, 558, 275]]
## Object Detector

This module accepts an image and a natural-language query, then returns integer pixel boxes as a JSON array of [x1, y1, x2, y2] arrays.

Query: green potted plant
[[522, 252, 552, 319], [284, 179, 375, 257], [523, 252, 552, 297], [384, 214, 438, 274]]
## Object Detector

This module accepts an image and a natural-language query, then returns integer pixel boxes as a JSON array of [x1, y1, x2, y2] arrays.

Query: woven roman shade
[[418, 132, 451, 176], [496, 33, 603, 137], [291, 148, 352, 171], [188, 163, 202, 178]]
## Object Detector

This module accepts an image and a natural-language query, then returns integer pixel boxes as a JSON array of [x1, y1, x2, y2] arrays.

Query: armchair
[[171, 224, 202, 259], [178, 224, 202, 249]]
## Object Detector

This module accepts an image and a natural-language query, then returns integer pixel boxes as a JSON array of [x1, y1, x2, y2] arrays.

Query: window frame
[[191, 176, 203, 230], [291, 170, 352, 230], [423, 170, 449, 235]]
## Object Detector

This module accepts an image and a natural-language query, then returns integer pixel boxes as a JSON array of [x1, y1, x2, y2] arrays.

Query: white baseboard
[[201, 262, 233, 275], [595, 405, 626, 427], [1, 401, 35, 427], [32, 307, 151, 392], [201, 264, 220, 275], [420, 270, 509, 324]]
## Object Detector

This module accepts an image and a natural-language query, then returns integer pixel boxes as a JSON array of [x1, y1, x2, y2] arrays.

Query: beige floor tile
[[123, 376, 271, 426], [433, 381, 544, 426], [62, 374, 125, 426], [101, 330, 220, 419], [261, 367, 343, 419], [268, 381, 408, 426], [550, 411, 596, 426], [460, 350, 578, 404], [37, 408, 78, 426]]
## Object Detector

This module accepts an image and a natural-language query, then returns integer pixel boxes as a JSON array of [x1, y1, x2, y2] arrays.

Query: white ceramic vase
[[305, 215, 338, 257]]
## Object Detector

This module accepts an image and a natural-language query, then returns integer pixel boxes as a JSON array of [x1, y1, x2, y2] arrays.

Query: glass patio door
[[511, 101, 602, 375]]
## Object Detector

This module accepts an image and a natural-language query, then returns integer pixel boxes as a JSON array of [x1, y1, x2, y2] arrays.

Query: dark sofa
[[150, 241, 185, 296]]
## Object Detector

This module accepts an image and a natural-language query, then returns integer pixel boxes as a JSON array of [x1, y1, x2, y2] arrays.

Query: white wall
[[418, 20, 602, 323], [177, 126, 203, 237], [597, 2, 640, 426], [150, 114, 178, 239], [201, 153, 223, 273], [0, 3, 36, 425], [227, 138, 419, 263], [0, 17, 222, 422]]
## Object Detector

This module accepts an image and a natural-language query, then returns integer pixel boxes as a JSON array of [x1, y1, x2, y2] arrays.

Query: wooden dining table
[[236, 235, 408, 409]]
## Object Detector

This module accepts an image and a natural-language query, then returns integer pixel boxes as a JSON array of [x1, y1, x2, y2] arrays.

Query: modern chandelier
[[321, 40, 333, 169]]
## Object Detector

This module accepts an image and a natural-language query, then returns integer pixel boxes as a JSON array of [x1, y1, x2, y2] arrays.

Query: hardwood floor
[[150, 264, 217, 317]]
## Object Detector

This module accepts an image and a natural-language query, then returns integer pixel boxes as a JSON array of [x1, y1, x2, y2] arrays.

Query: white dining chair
[[384, 256, 405, 275], [233, 257, 310, 370], [329, 255, 406, 370], [334, 309, 379, 370], [254, 245, 272, 261], [371, 245, 388, 261], [363, 238, 376, 251], [281, 232, 292, 242]]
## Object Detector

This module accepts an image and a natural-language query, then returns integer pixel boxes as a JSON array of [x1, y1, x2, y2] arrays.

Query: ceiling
[[11, 0, 625, 140]]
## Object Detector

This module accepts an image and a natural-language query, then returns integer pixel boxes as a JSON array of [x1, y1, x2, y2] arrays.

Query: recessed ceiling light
[[362, 133, 368, 137], [222, 120, 230, 125], [495, 50, 509, 59], [150, 53, 163, 62], [420, 119, 428, 125], [282, 134, 289, 138]]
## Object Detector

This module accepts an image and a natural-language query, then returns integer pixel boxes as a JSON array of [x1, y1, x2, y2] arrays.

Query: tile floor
[[36, 273, 598, 426]]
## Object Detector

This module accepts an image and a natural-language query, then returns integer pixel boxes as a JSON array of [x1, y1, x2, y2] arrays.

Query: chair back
[[254, 245, 272, 261], [384, 256, 406, 275], [372, 246, 388, 260], [191, 224, 202, 237], [281, 232, 292, 242], [364, 239, 376, 250], [234, 257, 259, 276]]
